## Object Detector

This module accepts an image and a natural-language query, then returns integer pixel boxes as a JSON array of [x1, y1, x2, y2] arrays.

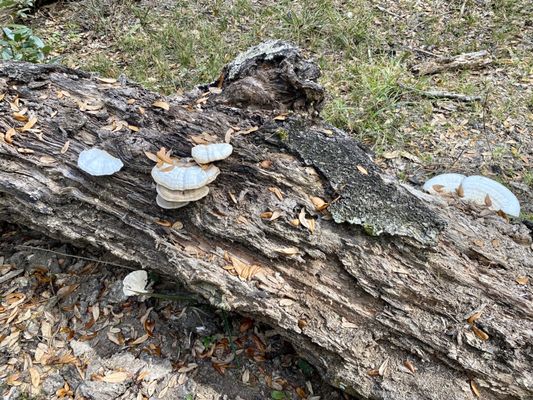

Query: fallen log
[[0, 41, 532, 400], [411, 50, 493, 75]]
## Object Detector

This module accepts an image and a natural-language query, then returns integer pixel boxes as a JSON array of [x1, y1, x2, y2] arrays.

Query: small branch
[[401, 85, 481, 102], [412, 50, 492, 75]]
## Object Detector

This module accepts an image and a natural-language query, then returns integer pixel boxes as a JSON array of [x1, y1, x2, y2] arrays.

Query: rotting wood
[[400, 84, 482, 102], [412, 49, 493, 75], [0, 41, 532, 400]]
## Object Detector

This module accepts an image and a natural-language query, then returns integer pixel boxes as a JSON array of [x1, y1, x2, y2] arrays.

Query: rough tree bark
[[0, 41, 532, 400]]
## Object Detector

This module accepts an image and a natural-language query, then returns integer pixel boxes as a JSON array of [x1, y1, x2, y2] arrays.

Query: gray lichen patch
[[280, 121, 446, 245], [223, 40, 297, 81]]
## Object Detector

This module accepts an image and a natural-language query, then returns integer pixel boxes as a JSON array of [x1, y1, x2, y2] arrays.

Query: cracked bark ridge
[[0, 41, 532, 400]]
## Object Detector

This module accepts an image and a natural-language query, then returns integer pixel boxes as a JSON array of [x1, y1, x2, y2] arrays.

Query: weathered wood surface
[[0, 41, 532, 400], [411, 50, 493, 75]]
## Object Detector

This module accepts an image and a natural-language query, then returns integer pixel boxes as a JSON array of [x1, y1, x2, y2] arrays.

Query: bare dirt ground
[[1, 0, 532, 399]]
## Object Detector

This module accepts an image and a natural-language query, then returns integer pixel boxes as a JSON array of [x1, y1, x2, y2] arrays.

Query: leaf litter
[[0, 227, 341, 399]]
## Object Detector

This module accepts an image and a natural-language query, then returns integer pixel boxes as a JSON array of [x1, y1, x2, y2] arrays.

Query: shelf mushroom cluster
[[151, 143, 233, 209], [423, 173, 521, 217]]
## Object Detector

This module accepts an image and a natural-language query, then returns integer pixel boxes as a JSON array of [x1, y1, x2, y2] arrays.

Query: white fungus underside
[[422, 173, 466, 194], [156, 195, 189, 209], [461, 176, 520, 217], [78, 148, 123, 176], [122, 270, 149, 296], [156, 184, 210, 202], [191, 143, 233, 164], [151, 163, 220, 190]]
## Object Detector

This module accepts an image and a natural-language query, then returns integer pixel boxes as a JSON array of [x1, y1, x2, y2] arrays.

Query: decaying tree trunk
[[0, 41, 532, 400]]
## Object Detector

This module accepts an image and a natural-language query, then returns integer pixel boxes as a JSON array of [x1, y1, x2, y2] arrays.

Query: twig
[[403, 46, 439, 58], [401, 85, 481, 102], [15, 245, 135, 270], [373, 5, 402, 18], [480, 83, 492, 154], [0, 269, 24, 284]]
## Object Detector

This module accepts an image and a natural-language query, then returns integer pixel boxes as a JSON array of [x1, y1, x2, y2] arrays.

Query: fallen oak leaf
[[5, 128, 16, 144], [20, 116, 37, 132], [152, 100, 170, 111], [60, 140, 70, 154]]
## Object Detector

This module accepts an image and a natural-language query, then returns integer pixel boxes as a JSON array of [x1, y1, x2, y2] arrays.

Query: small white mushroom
[[78, 148, 123, 176], [423, 173, 466, 194], [151, 159, 220, 190], [461, 175, 520, 217], [156, 184, 209, 202], [156, 195, 190, 209], [122, 270, 149, 296], [191, 143, 233, 164]]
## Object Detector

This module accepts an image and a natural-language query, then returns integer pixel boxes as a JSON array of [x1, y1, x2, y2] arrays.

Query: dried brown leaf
[[268, 187, 284, 201], [100, 371, 130, 383], [29, 367, 40, 388], [144, 151, 159, 163], [240, 126, 259, 135], [432, 184, 445, 193], [297, 319, 307, 329], [470, 380, 481, 397], [471, 325, 489, 341], [224, 127, 234, 143], [97, 77, 118, 84], [13, 112, 28, 122], [403, 360, 416, 374], [516, 276, 529, 285], [310, 196, 328, 211], [356, 165, 368, 175], [466, 311, 482, 324], [259, 160, 272, 169], [456, 184, 465, 197], [5, 128, 16, 144], [260, 211, 273, 219], [60, 140, 70, 154], [152, 100, 170, 111], [484, 194, 492, 207], [130, 333, 150, 345], [275, 247, 299, 256], [21, 116, 37, 132], [40, 155, 57, 165], [289, 218, 300, 227], [378, 358, 389, 376]]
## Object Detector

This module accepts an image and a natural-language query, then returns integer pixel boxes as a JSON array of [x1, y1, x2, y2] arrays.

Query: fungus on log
[[0, 41, 532, 400]]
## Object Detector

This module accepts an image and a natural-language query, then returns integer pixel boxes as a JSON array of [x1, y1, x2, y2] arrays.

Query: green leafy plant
[[0, 24, 50, 62], [271, 391, 287, 400]]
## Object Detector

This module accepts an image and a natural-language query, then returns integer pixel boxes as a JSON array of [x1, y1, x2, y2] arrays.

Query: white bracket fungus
[[78, 148, 123, 176], [151, 159, 220, 191], [156, 185, 209, 202], [149, 143, 232, 210], [191, 143, 233, 164], [155, 195, 190, 209], [461, 175, 520, 217], [422, 173, 466, 194], [423, 173, 521, 217], [122, 270, 149, 297]]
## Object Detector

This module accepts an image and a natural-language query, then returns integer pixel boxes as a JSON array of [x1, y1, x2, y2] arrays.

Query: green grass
[[32, 0, 533, 158]]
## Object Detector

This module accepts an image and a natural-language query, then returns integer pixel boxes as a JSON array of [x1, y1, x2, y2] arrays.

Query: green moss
[[277, 128, 289, 141], [363, 223, 379, 236]]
